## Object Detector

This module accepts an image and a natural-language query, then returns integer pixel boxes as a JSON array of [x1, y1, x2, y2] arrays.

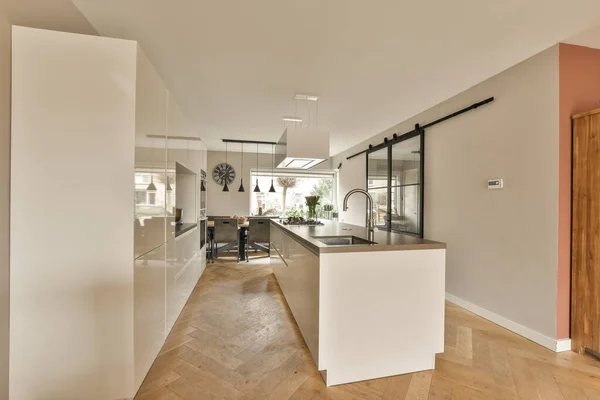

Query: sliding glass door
[[367, 131, 424, 237]]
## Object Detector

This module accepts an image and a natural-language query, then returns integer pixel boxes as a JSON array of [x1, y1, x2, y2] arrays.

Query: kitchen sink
[[313, 236, 377, 246]]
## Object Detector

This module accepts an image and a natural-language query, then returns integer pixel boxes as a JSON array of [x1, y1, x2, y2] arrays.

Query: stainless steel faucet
[[343, 189, 376, 242]]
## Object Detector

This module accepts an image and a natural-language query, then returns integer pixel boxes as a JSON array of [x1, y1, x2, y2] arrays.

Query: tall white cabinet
[[10, 26, 207, 399]]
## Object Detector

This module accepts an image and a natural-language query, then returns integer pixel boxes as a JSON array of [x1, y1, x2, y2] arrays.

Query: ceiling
[[2, 0, 96, 35], [69, 0, 600, 156]]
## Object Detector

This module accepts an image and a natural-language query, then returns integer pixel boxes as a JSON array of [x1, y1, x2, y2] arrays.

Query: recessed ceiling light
[[294, 94, 319, 102], [283, 116, 303, 123]]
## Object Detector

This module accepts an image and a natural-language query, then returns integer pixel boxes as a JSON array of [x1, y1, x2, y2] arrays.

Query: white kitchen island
[[270, 220, 446, 386]]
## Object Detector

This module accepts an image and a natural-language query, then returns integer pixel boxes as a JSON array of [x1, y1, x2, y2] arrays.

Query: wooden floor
[[135, 255, 600, 400]]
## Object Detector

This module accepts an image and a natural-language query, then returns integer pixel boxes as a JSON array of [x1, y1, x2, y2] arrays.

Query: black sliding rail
[[346, 97, 494, 160]]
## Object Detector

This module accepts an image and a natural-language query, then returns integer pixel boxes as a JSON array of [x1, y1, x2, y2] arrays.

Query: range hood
[[275, 127, 330, 169]]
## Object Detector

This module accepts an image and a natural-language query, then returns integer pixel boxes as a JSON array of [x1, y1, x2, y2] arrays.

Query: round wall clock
[[212, 163, 236, 186]]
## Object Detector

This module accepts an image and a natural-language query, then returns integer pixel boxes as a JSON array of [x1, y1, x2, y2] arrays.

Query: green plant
[[305, 196, 320, 219], [311, 179, 333, 202], [286, 205, 304, 219]]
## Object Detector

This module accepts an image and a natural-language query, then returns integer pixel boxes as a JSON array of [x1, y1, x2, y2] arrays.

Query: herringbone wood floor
[[135, 254, 600, 400]]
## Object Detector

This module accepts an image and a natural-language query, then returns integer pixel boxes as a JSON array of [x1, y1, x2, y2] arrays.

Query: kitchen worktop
[[271, 219, 445, 254], [174, 222, 197, 238]]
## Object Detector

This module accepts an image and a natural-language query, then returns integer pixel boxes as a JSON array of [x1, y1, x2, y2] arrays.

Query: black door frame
[[366, 129, 425, 238]]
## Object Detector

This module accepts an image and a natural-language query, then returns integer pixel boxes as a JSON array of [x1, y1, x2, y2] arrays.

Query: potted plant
[[305, 196, 320, 220]]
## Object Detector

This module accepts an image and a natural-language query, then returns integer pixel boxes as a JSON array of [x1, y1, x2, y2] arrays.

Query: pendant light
[[146, 173, 157, 192], [238, 143, 245, 192], [222, 142, 230, 192], [269, 144, 276, 193], [253, 143, 261, 193], [166, 181, 173, 191]]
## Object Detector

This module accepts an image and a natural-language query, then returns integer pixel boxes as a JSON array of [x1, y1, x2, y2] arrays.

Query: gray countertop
[[271, 219, 446, 255], [174, 222, 197, 238]]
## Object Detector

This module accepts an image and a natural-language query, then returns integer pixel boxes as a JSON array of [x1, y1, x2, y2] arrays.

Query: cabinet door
[[271, 228, 320, 362], [166, 227, 201, 331], [135, 49, 168, 259], [134, 244, 166, 388], [572, 112, 600, 353]]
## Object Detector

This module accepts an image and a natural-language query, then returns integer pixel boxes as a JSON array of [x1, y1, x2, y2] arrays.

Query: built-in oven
[[200, 169, 207, 216], [199, 218, 207, 248]]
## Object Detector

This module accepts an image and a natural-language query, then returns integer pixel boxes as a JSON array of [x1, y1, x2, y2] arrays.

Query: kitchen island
[[270, 220, 446, 386]]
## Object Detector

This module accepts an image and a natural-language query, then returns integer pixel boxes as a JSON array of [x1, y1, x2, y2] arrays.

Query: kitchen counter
[[174, 223, 197, 238], [270, 219, 446, 387], [271, 219, 445, 255]]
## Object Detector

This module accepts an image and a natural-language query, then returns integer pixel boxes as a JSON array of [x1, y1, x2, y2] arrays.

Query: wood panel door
[[572, 108, 600, 354]]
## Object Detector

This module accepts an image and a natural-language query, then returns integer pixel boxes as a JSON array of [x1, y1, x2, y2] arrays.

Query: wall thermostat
[[488, 179, 504, 189]]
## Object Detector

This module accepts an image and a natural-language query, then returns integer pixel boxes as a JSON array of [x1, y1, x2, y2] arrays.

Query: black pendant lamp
[[253, 143, 261, 193], [147, 174, 157, 192], [238, 143, 245, 192], [269, 144, 276, 193], [222, 142, 230, 192]]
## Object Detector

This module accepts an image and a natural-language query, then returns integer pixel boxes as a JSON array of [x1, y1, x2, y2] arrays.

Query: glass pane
[[368, 188, 388, 230], [367, 147, 388, 189], [390, 184, 421, 235], [391, 135, 421, 186], [250, 173, 335, 218]]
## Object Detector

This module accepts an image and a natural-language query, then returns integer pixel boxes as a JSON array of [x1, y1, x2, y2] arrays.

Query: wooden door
[[572, 109, 600, 353]]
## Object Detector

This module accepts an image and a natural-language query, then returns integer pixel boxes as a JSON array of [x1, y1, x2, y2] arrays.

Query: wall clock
[[212, 163, 236, 186]]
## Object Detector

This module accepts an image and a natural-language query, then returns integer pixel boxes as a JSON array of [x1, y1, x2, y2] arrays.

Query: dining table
[[207, 220, 250, 262]]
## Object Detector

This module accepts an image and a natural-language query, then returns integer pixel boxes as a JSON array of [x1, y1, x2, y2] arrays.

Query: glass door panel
[[391, 135, 421, 186], [366, 132, 424, 237], [390, 134, 422, 235], [367, 147, 389, 230], [369, 188, 388, 230], [391, 184, 421, 235], [367, 148, 389, 189]]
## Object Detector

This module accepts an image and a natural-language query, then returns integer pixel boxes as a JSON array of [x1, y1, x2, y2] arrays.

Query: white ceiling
[[2, 0, 96, 35], [71, 0, 600, 156]]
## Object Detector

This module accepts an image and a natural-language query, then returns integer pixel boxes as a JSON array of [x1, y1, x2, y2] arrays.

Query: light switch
[[488, 179, 503, 189]]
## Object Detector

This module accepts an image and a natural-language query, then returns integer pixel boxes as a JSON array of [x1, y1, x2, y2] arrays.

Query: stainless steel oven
[[199, 218, 207, 248], [200, 169, 207, 216]]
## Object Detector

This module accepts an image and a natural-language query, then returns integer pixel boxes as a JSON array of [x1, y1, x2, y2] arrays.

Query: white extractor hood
[[275, 127, 330, 169]]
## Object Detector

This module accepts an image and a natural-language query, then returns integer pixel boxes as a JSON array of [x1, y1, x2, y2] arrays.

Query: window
[[135, 174, 152, 185], [250, 170, 336, 218], [134, 171, 169, 225], [367, 132, 424, 237]]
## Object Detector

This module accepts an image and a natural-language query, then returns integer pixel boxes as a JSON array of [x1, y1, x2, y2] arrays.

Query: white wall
[[0, 7, 10, 400], [332, 46, 560, 340], [207, 150, 276, 216], [10, 27, 137, 399]]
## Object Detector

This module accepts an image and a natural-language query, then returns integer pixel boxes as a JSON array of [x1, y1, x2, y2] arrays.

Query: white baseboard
[[555, 339, 572, 352], [445, 293, 571, 353]]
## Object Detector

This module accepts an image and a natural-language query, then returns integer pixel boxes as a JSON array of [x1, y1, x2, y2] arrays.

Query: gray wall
[[332, 45, 560, 339], [0, 6, 9, 399]]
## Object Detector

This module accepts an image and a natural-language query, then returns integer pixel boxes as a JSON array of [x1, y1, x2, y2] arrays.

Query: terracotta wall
[[558, 43, 600, 340]]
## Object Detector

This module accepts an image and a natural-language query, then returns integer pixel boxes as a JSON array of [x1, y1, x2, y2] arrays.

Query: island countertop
[[271, 219, 446, 254]]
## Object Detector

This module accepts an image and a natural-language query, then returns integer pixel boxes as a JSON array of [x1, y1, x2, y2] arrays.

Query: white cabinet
[[271, 225, 320, 362], [10, 26, 206, 399], [134, 244, 166, 388], [166, 227, 201, 331]]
